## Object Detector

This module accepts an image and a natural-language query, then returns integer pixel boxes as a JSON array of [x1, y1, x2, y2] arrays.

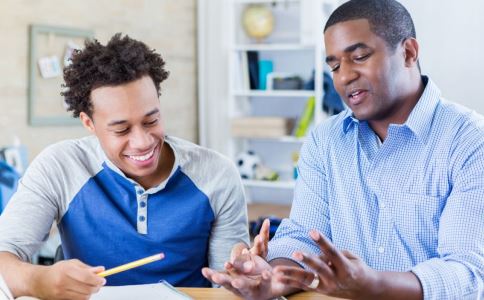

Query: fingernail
[[242, 248, 249, 254], [292, 252, 304, 261], [309, 230, 319, 240]]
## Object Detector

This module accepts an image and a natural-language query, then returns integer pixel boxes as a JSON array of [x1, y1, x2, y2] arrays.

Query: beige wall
[[0, 0, 197, 160]]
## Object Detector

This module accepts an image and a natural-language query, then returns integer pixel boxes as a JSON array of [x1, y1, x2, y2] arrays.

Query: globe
[[242, 4, 274, 41]]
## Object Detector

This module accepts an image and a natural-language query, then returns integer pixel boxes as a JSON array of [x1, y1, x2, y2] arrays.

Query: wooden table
[[17, 287, 342, 299], [180, 288, 342, 299]]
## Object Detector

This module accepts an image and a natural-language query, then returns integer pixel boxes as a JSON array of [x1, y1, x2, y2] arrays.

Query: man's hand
[[32, 259, 106, 300], [229, 218, 271, 275], [249, 218, 270, 258], [202, 219, 295, 300], [229, 218, 270, 264], [273, 230, 381, 299]]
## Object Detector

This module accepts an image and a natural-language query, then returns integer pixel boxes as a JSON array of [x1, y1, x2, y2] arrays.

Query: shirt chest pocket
[[406, 159, 450, 198], [387, 159, 448, 246]]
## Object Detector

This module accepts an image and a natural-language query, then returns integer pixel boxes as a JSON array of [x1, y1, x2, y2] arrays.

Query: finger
[[202, 268, 247, 298], [341, 249, 359, 260], [202, 267, 235, 287], [69, 259, 92, 268], [89, 266, 106, 274], [67, 266, 106, 287], [273, 265, 314, 285], [250, 219, 270, 257], [62, 275, 104, 296], [231, 249, 254, 273], [292, 251, 335, 282], [56, 261, 105, 287], [70, 259, 106, 274], [273, 271, 311, 292], [250, 235, 262, 256], [230, 243, 249, 263], [61, 288, 96, 300], [231, 271, 261, 296], [309, 230, 349, 270]]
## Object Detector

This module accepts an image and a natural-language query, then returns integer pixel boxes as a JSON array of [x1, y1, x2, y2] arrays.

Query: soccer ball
[[236, 151, 261, 179]]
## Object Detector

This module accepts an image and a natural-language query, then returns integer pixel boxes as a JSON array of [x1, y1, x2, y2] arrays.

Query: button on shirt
[[267, 77, 484, 299]]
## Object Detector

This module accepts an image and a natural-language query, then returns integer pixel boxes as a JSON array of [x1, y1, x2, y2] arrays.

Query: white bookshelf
[[233, 43, 314, 51], [232, 90, 316, 98], [242, 179, 296, 189], [199, 0, 339, 204]]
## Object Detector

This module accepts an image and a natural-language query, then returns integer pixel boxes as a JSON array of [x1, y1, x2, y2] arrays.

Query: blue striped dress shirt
[[267, 77, 484, 299]]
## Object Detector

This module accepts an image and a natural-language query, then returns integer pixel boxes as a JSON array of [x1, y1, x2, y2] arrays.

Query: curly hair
[[62, 33, 169, 118]]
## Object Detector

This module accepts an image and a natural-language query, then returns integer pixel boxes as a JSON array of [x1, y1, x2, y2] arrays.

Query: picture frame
[[28, 24, 94, 126]]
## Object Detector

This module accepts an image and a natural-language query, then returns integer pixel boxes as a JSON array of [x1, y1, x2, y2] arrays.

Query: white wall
[[400, 0, 484, 113]]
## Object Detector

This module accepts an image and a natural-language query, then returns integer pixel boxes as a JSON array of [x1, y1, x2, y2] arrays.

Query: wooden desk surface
[[180, 288, 342, 300], [17, 287, 342, 299]]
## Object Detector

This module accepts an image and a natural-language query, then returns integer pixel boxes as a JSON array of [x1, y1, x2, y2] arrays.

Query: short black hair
[[324, 0, 416, 51], [62, 33, 169, 118]]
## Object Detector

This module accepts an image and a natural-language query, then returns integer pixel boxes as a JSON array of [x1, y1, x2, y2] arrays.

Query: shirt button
[[137, 189, 143, 195], [139, 216, 146, 222], [140, 201, 146, 208], [378, 247, 385, 254]]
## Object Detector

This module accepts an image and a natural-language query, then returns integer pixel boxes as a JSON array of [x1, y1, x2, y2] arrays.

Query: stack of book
[[231, 117, 295, 138]]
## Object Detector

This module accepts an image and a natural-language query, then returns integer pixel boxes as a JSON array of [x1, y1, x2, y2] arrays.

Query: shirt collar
[[342, 109, 357, 134], [342, 76, 441, 144], [402, 76, 441, 144]]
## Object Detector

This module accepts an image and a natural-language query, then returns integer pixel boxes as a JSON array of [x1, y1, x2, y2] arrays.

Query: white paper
[[0, 274, 13, 300], [37, 56, 61, 78], [91, 282, 192, 300]]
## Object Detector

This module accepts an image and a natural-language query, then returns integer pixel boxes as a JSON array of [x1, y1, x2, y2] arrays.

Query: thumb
[[68, 259, 105, 273], [89, 266, 106, 273], [68, 259, 93, 268]]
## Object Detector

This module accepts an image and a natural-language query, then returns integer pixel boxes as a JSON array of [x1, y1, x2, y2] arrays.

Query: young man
[[202, 1, 484, 299], [0, 34, 249, 299]]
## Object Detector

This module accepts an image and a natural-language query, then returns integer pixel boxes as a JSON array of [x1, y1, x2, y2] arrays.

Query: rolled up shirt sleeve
[[267, 129, 331, 267]]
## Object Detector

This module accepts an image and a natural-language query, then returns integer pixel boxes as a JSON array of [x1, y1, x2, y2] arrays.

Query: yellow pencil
[[97, 253, 164, 277]]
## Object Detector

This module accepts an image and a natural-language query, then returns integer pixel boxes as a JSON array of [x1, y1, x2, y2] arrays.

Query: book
[[247, 51, 259, 90], [294, 96, 315, 138], [239, 52, 250, 90], [231, 117, 295, 138], [258, 60, 273, 90]]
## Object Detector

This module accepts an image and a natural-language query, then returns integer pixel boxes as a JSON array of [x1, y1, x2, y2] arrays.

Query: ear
[[402, 37, 419, 68], [79, 112, 95, 133]]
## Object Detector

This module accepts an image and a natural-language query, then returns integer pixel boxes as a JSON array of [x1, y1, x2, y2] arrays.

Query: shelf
[[233, 43, 315, 51], [236, 135, 305, 144], [243, 179, 296, 189], [232, 90, 315, 97]]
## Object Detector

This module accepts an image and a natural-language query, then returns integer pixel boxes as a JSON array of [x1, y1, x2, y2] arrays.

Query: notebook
[[0, 274, 14, 300], [91, 281, 192, 300]]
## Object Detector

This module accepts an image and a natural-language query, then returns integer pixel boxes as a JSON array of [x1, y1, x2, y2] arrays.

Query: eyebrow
[[107, 108, 160, 126], [325, 42, 371, 64]]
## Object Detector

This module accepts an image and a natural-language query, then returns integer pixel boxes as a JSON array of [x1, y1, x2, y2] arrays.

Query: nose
[[335, 60, 358, 87], [129, 127, 153, 150]]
